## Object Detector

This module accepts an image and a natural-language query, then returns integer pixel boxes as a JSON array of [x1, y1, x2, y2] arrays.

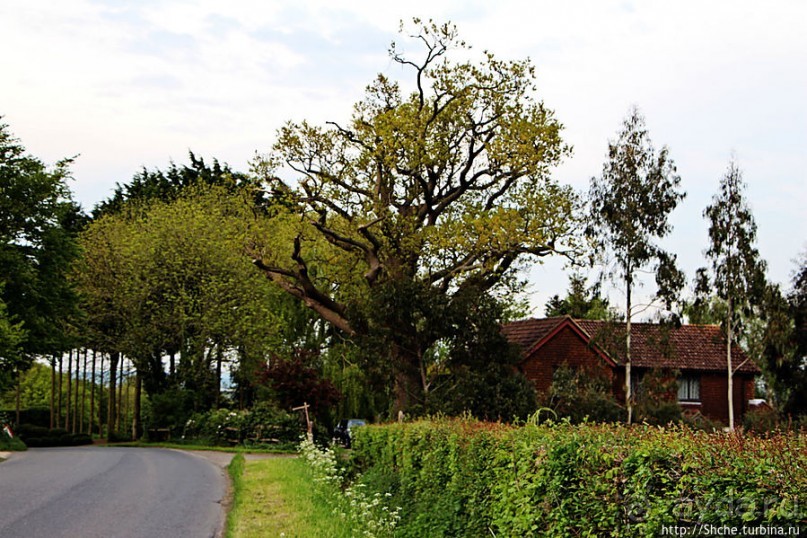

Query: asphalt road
[[0, 447, 228, 538]]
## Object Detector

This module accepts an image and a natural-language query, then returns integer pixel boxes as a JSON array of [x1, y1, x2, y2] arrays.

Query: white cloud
[[1, 0, 804, 313]]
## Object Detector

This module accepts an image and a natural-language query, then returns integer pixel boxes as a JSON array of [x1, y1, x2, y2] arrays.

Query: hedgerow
[[347, 419, 805, 537]]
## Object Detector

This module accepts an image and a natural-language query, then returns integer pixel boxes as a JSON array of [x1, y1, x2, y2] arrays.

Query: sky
[[1, 0, 805, 318]]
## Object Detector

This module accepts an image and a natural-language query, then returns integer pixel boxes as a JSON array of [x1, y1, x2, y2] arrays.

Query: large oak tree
[[252, 21, 578, 413]]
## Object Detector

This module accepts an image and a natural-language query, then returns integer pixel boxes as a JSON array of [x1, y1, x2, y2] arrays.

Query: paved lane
[[0, 447, 227, 538]]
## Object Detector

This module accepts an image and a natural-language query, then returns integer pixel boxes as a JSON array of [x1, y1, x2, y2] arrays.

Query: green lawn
[[226, 455, 354, 538]]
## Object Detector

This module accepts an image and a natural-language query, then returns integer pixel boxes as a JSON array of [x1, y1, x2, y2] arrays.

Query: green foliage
[[540, 364, 624, 423], [696, 159, 767, 429], [93, 151, 260, 217], [587, 107, 686, 423], [14, 423, 92, 447], [0, 119, 84, 388], [697, 160, 767, 325], [635, 368, 683, 425], [181, 403, 301, 449], [348, 419, 806, 537], [759, 255, 807, 418], [545, 273, 614, 320], [252, 19, 578, 412], [588, 106, 686, 310], [299, 437, 400, 537], [76, 183, 313, 419], [0, 431, 26, 451]]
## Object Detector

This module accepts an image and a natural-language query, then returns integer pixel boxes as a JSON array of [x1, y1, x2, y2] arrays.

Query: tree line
[[1, 20, 804, 437]]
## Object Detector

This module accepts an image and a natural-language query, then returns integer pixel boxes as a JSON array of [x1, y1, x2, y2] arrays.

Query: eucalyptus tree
[[252, 20, 578, 413], [587, 107, 686, 423], [696, 160, 766, 429]]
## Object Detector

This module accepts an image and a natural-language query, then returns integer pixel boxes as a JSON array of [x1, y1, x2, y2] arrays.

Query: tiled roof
[[504, 317, 759, 374], [501, 318, 561, 352]]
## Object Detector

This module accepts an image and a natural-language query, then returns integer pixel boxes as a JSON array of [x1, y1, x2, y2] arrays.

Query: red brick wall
[[520, 326, 614, 393], [693, 373, 756, 424]]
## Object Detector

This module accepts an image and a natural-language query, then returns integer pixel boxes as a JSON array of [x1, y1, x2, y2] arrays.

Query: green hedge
[[349, 419, 806, 537], [15, 424, 93, 447]]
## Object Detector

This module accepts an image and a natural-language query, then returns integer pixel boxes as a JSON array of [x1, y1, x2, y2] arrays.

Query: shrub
[[540, 363, 624, 423], [16, 425, 94, 447], [181, 403, 301, 448], [0, 430, 27, 451], [635, 368, 682, 425], [348, 419, 806, 537], [743, 406, 780, 433]]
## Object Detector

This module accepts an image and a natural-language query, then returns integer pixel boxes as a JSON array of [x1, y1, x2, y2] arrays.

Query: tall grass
[[226, 455, 354, 538]]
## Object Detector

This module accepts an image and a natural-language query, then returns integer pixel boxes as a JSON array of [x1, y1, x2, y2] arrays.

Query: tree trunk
[[214, 345, 223, 409], [118, 358, 125, 435], [80, 350, 87, 434], [625, 278, 633, 425], [89, 350, 96, 436], [98, 354, 105, 437], [391, 343, 424, 416], [107, 352, 118, 441], [15, 368, 21, 426], [66, 350, 72, 433], [57, 355, 63, 429], [50, 355, 56, 429], [74, 351, 80, 433], [132, 373, 142, 440], [727, 296, 735, 431]]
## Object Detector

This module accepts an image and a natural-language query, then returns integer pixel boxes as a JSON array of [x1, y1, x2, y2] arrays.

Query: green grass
[[226, 455, 354, 538], [0, 434, 27, 452]]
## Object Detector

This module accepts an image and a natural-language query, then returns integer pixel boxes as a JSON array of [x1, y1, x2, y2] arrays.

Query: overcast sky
[[2, 0, 805, 317]]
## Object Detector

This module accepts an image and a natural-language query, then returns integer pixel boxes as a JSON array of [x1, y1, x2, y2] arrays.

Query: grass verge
[[0, 435, 27, 452], [226, 455, 353, 538]]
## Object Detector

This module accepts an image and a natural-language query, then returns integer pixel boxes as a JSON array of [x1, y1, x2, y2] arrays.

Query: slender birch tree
[[588, 107, 686, 423], [697, 159, 766, 430]]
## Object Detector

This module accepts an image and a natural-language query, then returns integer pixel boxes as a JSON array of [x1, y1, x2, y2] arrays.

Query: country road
[[0, 447, 229, 538]]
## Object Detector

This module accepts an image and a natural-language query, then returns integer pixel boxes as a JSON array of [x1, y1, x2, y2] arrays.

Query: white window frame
[[677, 374, 701, 402]]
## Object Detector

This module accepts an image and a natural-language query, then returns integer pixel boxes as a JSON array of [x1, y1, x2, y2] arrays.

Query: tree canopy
[[0, 119, 84, 390], [545, 273, 613, 320]]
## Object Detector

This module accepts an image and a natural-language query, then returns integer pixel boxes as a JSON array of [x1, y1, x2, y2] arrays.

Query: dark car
[[333, 419, 366, 447]]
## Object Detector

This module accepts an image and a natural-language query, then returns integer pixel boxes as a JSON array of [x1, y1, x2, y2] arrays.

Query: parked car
[[333, 419, 366, 447]]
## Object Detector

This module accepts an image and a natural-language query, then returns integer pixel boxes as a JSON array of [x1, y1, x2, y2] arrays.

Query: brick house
[[502, 316, 761, 424]]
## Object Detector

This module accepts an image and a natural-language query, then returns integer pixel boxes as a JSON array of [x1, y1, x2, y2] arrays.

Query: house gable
[[519, 320, 616, 394]]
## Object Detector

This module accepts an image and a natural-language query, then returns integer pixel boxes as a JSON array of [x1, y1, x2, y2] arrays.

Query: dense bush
[[540, 364, 625, 423], [348, 419, 806, 537], [0, 430, 27, 451], [743, 406, 780, 433], [181, 403, 302, 448], [635, 368, 682, 425], [15, 424, 93, 447]]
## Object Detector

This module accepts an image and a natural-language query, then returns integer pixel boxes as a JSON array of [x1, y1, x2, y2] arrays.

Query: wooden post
[[292, 402, 313, 442]]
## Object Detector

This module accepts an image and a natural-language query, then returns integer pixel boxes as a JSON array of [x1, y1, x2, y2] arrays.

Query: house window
[[678, 374, 701, 402]]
